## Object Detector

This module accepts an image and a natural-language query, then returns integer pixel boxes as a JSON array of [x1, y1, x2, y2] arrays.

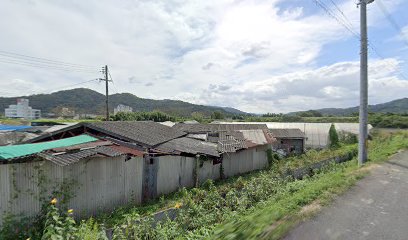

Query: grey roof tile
[[155, 137, 219, 157], [88, 121, 187, 147], [269, 128, 306, 138]]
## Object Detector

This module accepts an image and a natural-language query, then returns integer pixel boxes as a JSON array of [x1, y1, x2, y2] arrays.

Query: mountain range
[[291, 98, 408, 116], [0, 88, 406, 118], [0, 88, 247, 117]]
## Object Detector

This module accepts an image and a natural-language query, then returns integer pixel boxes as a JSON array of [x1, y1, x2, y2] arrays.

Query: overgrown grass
[[210, 161, 365, 239], [211, 131, 408, 239], [4, 131, 407, 239], [279, 144, 357, 169]]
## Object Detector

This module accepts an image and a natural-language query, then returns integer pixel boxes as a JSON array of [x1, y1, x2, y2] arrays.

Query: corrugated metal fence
[[0, 147, 270, 227], [0, 156, 143, 226]]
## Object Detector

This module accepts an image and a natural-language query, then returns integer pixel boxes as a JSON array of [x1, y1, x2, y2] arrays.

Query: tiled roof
[[155, 137, 219, 157], [172, 123, 268, 133], [87, 121, 187, 147], [269, 128, 306, 139]]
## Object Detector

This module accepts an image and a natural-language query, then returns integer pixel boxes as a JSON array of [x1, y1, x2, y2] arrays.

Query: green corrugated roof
[[0, 135, 98, 160]]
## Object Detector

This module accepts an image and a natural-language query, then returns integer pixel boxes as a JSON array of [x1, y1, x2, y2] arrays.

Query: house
[[269, 128, 306, 155], [114, 104, 133, 114], [172, 123, 275, 178], [4, 98, 41, 119]]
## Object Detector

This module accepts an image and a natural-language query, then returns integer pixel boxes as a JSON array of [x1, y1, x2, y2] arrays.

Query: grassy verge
[[211, 131, 408, 239]]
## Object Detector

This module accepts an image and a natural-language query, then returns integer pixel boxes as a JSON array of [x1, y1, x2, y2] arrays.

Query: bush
[[329, 124, 340, 148], [112, 111, 176, 122]]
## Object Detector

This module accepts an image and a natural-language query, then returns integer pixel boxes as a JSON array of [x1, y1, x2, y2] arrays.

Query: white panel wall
[[223, 146, 268, 178], [156, 156, 195, 196]]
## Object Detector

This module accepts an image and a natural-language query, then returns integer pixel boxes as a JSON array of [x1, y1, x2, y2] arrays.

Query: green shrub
[[329, 124, 340, 148]]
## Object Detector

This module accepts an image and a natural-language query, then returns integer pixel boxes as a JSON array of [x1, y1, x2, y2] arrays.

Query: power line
[[375, 0, 408, 47], [108, 71, 121, 94], [0, 58, 99, 73], [313, 0, 360, 39], [0, 50, 98, 69], [313, 0, 408, 80], [327, 0, 356, 30]]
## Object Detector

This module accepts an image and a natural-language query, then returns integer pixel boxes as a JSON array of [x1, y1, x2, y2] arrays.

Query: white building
[[4, 99, 41, 119], [114, 104, 133, 114]]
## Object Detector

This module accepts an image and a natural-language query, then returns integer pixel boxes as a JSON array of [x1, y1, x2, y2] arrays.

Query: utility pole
[[358, 0, 373, 166], [100, 65, 111, 121]]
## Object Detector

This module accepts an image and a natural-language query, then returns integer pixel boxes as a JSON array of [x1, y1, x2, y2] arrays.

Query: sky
[[0, 0, 407, 113]]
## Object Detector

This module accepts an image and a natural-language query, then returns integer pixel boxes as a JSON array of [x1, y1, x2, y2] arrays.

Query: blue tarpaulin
[[0, 124, 32, 131]]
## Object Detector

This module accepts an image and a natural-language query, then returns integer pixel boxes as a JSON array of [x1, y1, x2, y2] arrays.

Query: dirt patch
[[299, 200, 322, 216]]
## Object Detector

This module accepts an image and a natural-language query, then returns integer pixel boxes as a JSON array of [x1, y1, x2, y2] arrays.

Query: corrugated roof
[[50, 140, 112, 152], [172, 123, 268, 133], [109, 145, 144, 157], [269, 129, 306, 139], [38, 146, 125, 166], [43, 123, 77, 133], [0, 135, 98, 160], [239, 129, 276, 146], [155, 137, 219, 157]]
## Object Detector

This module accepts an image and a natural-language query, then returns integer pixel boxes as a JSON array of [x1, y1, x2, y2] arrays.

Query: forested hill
[[291, 98, 408, 116], [0, 88, 247, 117]]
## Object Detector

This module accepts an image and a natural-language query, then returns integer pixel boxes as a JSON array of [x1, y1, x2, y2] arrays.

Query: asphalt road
[[284, 150, 408, 240]]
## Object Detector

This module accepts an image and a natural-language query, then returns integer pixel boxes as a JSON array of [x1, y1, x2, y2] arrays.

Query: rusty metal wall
[[0, 156, 143, 226]]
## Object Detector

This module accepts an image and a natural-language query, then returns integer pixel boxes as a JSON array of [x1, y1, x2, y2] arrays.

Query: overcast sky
[[0, 0, 407, 113]]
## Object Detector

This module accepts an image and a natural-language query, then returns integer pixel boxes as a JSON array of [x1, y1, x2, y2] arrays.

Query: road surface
[[284, 150, 408, 240]]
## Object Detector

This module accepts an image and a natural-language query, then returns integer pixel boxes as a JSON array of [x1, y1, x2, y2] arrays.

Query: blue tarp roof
[[0, 125, 32, 131]]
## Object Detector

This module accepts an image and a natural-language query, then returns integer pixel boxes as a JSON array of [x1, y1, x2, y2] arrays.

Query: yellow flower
[[174, 203, 182, 209], [26, 238, 31, 240], [50, 198, 57, 205], [67, 209, 74, 214]]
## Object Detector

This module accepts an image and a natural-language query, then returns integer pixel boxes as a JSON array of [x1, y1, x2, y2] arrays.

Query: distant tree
[[191, 112, 204, 122], [112, 111, 175, 122], [280, 115, 302, 122], [262, 113, 282, 117], [296, 110, 323, 117], [211, 111, 225, 120], [232, 115, 245, 120]]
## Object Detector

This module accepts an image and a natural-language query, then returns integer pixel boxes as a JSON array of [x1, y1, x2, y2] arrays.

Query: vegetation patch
[[211, 131, 408, 239], [2, 131, 406, 240]]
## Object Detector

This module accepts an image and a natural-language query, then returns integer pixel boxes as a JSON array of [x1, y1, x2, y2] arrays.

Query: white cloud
[[177, 58, 408, 113], [0, 0, 407, 113]]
